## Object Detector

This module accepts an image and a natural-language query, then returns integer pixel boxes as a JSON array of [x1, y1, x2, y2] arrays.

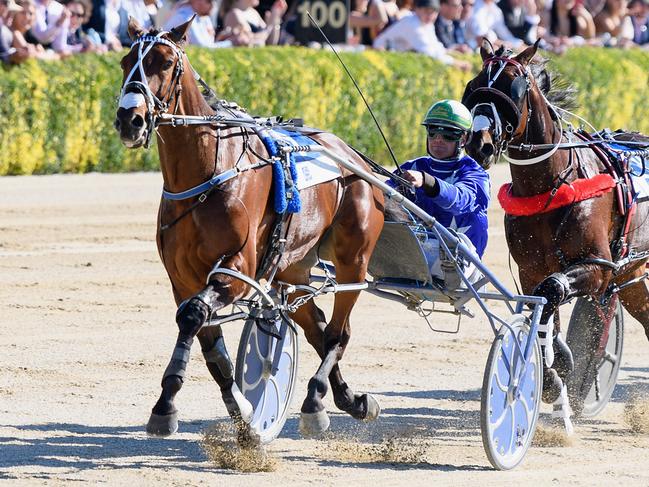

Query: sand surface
[[2, 165, 649, 486]]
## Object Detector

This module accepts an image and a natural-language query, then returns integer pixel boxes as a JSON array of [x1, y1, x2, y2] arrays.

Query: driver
[[394, 99, 490, 281]]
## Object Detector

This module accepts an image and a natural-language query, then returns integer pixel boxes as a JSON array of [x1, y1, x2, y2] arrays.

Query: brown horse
[[114, 18, 385, 440], [462, 41, 649, 409]]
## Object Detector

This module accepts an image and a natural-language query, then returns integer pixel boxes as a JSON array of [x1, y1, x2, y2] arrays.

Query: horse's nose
[[131, 113, 145, 129], [115, 109, 145, 133], [481, 143, 495, 158]]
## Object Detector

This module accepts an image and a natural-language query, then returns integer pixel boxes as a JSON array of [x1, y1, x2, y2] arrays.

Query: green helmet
[[422, 99, 472, 132]]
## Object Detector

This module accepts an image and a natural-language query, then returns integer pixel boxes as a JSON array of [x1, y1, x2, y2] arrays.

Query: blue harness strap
[[162, 168, 239, 200]]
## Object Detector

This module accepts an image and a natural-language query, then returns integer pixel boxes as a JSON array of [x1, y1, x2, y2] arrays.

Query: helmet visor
[[426, 125, 464, 142]]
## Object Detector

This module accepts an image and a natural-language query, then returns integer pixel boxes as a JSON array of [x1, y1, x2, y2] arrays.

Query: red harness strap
[[498, 174, 616, 216]]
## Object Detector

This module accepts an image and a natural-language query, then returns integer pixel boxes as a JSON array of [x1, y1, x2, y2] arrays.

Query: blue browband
[[161, 168, 239, 200]]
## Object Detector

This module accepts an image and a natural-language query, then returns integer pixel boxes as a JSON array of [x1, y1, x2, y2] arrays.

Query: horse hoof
[[542, 368, 563, 404], [146, 412, 179, 437], [361, 393, 381, 422], [237, 424, 261, 448], [299, 410, 330, 437]]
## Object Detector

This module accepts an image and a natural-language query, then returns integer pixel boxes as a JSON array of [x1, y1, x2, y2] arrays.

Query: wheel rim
[[483, 317, 541, 470], [237, 319, 298, 442], [581, 303, 623, 417]]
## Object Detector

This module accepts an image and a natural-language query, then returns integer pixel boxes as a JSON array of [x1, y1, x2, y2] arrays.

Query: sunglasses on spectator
[[426, 127, 464, 141], [70, 9, 84, 16], [462, 2, 474, 6]]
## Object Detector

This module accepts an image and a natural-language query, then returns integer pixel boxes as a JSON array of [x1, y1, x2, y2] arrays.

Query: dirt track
[[2, 166, 649, 486]]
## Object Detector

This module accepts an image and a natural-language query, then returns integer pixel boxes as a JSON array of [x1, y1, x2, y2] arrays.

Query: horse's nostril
[[481, 144, 495, 157], [131, 114, 145, 129]]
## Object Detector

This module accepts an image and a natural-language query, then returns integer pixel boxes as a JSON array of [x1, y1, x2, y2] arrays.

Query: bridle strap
[[119, 33, 186, 147], [476, 55, 567, 166]]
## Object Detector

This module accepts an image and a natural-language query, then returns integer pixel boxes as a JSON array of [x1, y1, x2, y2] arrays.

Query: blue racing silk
[[389, 154, 491, 257]]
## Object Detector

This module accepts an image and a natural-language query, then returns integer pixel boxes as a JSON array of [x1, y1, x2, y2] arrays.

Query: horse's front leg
[[146, 280, 242, 437], [527, 262, 612, 403]]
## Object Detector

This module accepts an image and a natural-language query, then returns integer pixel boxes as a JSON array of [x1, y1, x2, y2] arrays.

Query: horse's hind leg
[[298, 260, 380, 436], [291, 298, 377, 421]]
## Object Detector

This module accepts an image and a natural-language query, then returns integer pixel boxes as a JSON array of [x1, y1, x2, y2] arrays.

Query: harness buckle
[[199, 193, 207, 203]]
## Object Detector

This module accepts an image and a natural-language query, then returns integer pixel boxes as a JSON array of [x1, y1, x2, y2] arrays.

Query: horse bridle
[[119, 32, 186, 148], [468, 55, 564, 166]]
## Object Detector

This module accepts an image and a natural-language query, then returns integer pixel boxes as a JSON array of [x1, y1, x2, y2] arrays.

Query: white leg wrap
[[538, 320, 554, 368], [230, 382, 254, 424], [552, 384, 574, 435]]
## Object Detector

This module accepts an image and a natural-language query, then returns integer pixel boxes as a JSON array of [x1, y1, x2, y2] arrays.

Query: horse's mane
[[529, 57, 578, 112], [490, 46, 578, 112]]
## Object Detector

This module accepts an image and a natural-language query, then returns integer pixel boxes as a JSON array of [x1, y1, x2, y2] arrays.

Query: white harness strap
[[118, 33, 184, 115]]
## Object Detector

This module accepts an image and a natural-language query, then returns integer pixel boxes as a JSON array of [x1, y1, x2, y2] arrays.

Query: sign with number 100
[[293, 0, 350, 45]]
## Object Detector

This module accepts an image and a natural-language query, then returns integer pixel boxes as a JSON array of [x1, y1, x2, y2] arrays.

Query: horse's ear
[[514, 39, 541, 66], [127, 17, 145, 41], [479, 38, 494, 61], [169, 16, 195, 44]]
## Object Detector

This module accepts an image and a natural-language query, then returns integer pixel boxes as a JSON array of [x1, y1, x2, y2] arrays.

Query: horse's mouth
[[120, 131, 148, 149]]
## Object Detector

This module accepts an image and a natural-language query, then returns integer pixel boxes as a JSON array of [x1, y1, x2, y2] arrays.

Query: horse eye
[[162, 60, 174, 70]]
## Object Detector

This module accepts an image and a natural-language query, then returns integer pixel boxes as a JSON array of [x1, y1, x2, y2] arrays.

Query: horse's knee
[[534, 272, 570, 309], [176, 294, 211, 336]]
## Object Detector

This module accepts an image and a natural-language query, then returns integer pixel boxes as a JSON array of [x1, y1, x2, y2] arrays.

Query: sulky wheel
[[566, 295, 624, 418], [481, 314, 542, 470], [234, 316, 299, 444]]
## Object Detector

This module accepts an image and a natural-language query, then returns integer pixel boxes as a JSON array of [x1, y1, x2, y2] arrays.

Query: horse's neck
[[157, 73, 218, 192], [508, 91, 568, 197]]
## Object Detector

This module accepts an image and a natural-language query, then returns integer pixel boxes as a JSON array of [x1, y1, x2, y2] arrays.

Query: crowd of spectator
[[1, 0, 648, 65]]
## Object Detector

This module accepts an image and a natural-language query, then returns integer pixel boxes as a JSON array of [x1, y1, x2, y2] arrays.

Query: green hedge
[[0, 46, 647, 175]]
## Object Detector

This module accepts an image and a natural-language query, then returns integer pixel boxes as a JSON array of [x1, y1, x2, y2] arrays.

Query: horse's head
[[114, 17, 194, 149], [461, 40, 541, 168]]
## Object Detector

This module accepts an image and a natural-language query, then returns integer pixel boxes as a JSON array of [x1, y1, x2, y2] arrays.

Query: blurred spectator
[[30, 0, 68, 48], [467, 0, 523, 48], [594, 0, 634, 44], [547, 0, 596, 48], [498, 0, 540, 44], [221, 0, 287, 46], [373, 0, 471, 69], [1, 0, 22, 62], [628, 0, 648, 44], [81, 0, 129, 49], [350, 0, 389, 45], [121, 0, 155, 32], [396, 0, 414, 17], [584, 0, 607, 17], [435, 0, 471, 51], [165, 0, 232, 46], [10, 0, 60, 60], [63, 0, 105, 52]]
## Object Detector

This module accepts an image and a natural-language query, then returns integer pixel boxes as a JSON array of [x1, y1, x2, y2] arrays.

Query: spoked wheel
[[234, 316, 299, 444], [481, 314, 542, 470], [566, 295, 624, 418]]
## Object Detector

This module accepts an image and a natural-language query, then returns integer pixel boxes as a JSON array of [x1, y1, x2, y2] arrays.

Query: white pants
[[420, 233, 483, 285]]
